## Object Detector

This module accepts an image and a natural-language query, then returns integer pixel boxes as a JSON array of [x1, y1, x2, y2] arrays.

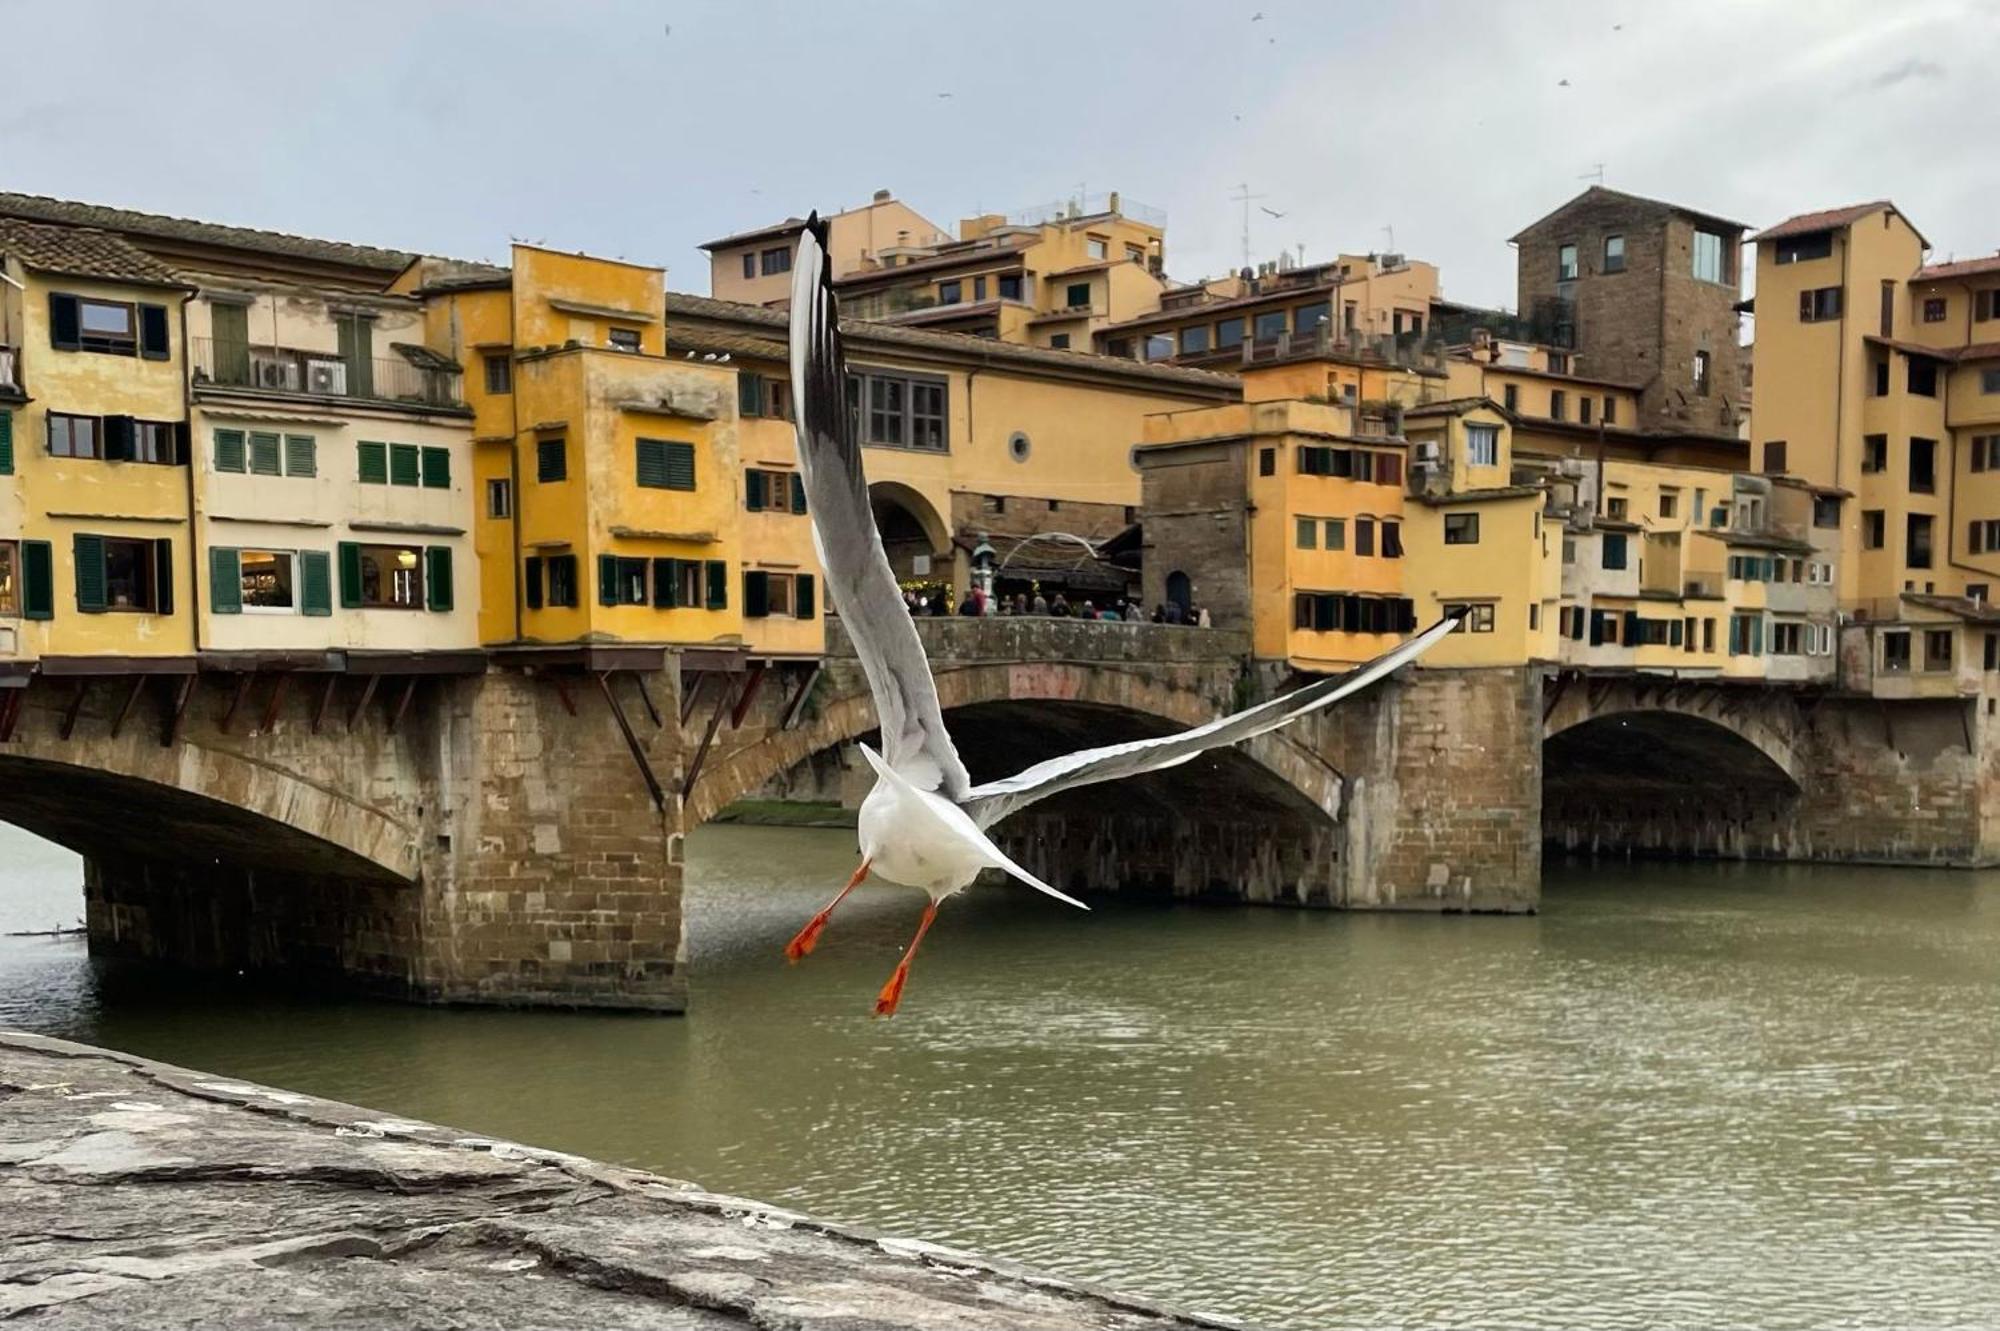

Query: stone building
[[1511, 186, 1748, 437]]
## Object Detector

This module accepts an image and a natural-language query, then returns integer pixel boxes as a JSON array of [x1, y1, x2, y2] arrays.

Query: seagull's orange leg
[[873, 900, 940, 1017], [785, 858, 870, 962]]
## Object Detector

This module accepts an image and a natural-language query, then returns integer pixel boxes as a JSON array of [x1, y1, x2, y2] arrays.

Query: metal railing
[[190, 337, 463, 409], [1004, 194, 1167, 230], [1231, 326, 1446, 371]]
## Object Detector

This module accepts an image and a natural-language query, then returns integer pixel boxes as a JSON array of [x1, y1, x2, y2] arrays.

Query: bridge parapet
[[825, 616, 1250, 667]]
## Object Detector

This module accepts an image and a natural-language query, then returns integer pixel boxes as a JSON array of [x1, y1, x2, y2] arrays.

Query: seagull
[[783, 215, 1459, 1015]]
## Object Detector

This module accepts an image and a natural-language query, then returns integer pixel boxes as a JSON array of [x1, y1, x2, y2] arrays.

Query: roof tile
[[0, 219, 186, 288]]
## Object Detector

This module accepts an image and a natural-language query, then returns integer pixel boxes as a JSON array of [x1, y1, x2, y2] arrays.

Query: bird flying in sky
[[784, 217, 1458, 1015]]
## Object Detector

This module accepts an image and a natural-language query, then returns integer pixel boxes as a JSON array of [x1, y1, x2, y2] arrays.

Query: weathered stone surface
[[0, 1032, 1253, 1330]]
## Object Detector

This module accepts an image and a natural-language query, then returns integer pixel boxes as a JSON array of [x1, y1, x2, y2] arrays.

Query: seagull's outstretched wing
[[959, 615, 1461, 829], [788, 217, 971, 799]]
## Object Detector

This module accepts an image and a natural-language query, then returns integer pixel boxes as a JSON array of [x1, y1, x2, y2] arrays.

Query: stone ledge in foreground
[[0, 1031, 1256, 1330]]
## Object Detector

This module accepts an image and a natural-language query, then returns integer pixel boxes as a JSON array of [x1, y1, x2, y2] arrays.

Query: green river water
[[2, 822, 1996, 1329]]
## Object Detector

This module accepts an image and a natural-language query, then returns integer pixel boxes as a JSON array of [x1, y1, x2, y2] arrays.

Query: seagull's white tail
[[857, 744, 1089, 911]]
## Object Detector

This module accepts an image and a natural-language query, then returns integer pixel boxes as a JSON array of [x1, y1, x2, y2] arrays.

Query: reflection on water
[[4, 822, 1999, 1329]]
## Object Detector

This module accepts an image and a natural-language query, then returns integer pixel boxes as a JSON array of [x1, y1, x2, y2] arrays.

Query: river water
[[2, 822, 1997, 1330]]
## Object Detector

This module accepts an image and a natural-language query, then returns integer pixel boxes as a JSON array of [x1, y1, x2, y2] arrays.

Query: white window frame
[[1465, 423, 1499, 467], [238, 548, 300, 615]]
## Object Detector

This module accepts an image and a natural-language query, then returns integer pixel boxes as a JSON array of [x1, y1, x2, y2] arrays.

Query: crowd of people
[[900, 586, 1211, 627]]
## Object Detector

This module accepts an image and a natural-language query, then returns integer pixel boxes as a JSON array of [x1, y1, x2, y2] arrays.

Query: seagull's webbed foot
[[873, 899, 940, 1017], [785, 858, 870, 963]]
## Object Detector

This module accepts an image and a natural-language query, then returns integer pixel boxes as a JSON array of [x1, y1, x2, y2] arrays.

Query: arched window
[[1165, 570, 1192, 613]]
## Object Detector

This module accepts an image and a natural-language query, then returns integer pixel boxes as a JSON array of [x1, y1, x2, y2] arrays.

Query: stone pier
[[0, 1031, 1251, 1330]]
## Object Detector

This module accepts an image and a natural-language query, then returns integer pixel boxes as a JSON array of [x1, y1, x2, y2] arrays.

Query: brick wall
[[1137, 439, 1251, 629]]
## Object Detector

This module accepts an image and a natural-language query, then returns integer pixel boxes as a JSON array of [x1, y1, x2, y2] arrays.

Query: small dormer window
[[608, 328, 641, 352]]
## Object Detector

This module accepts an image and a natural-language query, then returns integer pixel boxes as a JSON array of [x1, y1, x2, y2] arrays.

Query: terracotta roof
[[697, 217, 808, 252], [1097, 280, 1342, 334], [1901, 592, 2000, 624], [1509, 186, 1749, 244], [1411, 484, 1544, 506], [0, 192, 412, 272], [391, 342, 461, 373], [1915, 254, 2000, 282], [0, 219, 187, 288], [1693, 527, 1815, 555], [1957, 341, 2000, 362], [1752, 201, 1903, 244], [833, 239, 1033, 289], [1046, 260, 1117, 278], [1863, 333, 1958, 361], [1477, 359, 1647, 392], [1403, 396, 1503, 418], [665, 326, 786, 362], [665, 290, 1240, 394]]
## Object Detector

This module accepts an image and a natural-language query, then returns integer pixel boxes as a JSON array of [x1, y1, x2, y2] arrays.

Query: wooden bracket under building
[[729, 662, 767, 730], [0, 689, 24, 744], [257, 674, 292, 736], [218, 675, 253, 735], [311, 677, 338, 735], [679, 672, 705, 727], [162, 675, 195, 748], [550, 673, 577, 717], [683, 671, 753, 797], [346, 675, 380, 732], [108, 675, 147, 741], [779, 662, 822, 732], [1542, 669, 1571, 724], [387, 677, 418, 736], [59, 681, 89, 742], [632, 674, 663, 729], [596, 671, 665, 811]]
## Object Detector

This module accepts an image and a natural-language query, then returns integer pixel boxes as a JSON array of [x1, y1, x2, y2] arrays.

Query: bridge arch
[[869, 481, 951, 582], [1542, 678, 1804, 788]]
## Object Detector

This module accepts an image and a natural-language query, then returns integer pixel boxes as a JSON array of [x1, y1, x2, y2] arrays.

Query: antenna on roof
[[1229, 183, 1268, 270], [1381, 225, 1395, 254], [1579, 163, 1606, 184]]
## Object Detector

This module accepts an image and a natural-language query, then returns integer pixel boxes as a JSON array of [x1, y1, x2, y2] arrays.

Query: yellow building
[[0, 221, 194, 667], [700, 190, 950, 308]]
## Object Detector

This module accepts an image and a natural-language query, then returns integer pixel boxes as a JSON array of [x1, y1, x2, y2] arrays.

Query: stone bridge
[[0, 620, 1544, 1011]]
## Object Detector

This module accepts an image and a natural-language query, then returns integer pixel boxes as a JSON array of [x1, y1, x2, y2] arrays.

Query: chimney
[[1108, 190, 1121, 215], [873, 189, 891, 203]]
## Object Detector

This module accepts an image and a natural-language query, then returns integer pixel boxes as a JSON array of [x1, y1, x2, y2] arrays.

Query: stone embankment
[[0, 1032, 1251, 1330]]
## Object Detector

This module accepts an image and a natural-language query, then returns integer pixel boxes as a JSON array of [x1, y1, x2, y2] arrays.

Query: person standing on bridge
[[1031, 588, 1048, 615]]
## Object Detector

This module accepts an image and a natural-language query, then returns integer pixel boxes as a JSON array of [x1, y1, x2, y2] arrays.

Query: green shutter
[[652, 558, 675, 609], [73, 534, 106, 613], [425, 547, 453, 611], [743, 570, 769, 618], [20, 540, 53, 620], [153, 540, 173, 616], [636, 438, 668, 489], [357, 441, 387, 484], [299, 551, 331, 616], [664, 442, 696, 491], [524, 556, 543, 610], [214, 428, 246, 473], [249, 431, 282, 476], [389, 443, 420, 486], [421, 446, 450, 489], [48, 294, 80, 350], [705, 560, 727, 610], [209, 548, 241, 614], [211, 302, 251, 384], [737, 372, 764, 418], [284, 434, 317, 478], [138, 304, 171, 361], [795, 573, 815, 620], [791, 477, 807, 515], [0, 411, 12, 474], [598, 554, 619, 606], [537, 438, 566, 482], [745, 468, 766, 510], [337, 312, 374, 398], [337, 541, 363, 607]]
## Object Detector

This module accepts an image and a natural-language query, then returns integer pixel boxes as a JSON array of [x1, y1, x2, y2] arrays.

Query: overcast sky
[[5, 0, 1993, 309]]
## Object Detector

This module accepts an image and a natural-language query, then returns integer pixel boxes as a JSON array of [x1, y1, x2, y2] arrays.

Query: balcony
[[190, 338, 463, 410], [1222, 326, 1446, 372]]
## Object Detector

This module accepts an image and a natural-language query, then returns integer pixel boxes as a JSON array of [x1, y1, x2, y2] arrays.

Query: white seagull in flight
[[783, 216, 1460, 1014]]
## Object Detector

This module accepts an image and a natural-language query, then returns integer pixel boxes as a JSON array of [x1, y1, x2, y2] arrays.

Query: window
[[1290, 592, 1415, 634], [1602, 532, 1629, 570], [1466, 423, 1499, 467], [1557, 243, 1578, 281], [538, 437, 567, 482], [636, 438, 697, 490], [1049, 334, 1070, 350], [1772, 621, 1804, 655], [1882, 629, 1911, 673], [1799, 286, 1842, 321], [1381, 520, 1403, 558], [1580, 397, 1593, 426], [1444, 512, 1480, 545], [1907, 513, 1934, 568], [1923, 297, 1947, 323], [1813, 495, 1840, 528], [48, 413, 99, 458], [1086, 237, 1108, 261], [1908, 358, 1939, 397], [66, 535, 171, 614], [746, 468, 806, 514], [1549, 389, 1566, 421], [1693, 350, 1711, 396], [1502, 383, 1518, 413], [1986, 368, 2000, 395], [1355, 518, 1376, 557], [973, 276, 986, 302], [1606, 496, 1628, 519], [1925, 629, 1954, 672], [1180, 325, 1209, 355], [235, 549, 299, 613], [1978, 290, 2000, 322], [1258, 447, 1275, 477], [1323, 518, 1346, 550], [998, 273, 1023, 302], [1774, 233, 1833, 265], [1763, 440, 1787, 474], [1253, 310, 1287, 341], [542, 554, 579, 608], [1603, 396, 1617, 425], [743, 570, 816, 619], [349, 543, 425, 609], [486, 478, 512, 519], [1106, 338, 1133, 358], [49, 295, 150, 357], [1126, 245, 1145, 265], [1909, 437, 1936, 493], [1968, 519, 2000, 554], [600, 555, 649, 606], [759, 246, 791, 276], [1295, 517, 1317, 549], [1143, 333, 1175, 362], [1651, 491, 1676, 521], [1064, 282, 1090, 309], [939, 280, 963, 306], [1728, 612, 1763, 656], [1862, 435, 1888, 473], [741, 253, 756, 280], [1216, 317, 1245, 349], [1862, 509, 1886, 548], [1444, 603, 1496, 633], [1295, 302, 1331, 333], [1692, 230, 1726, 284], [849, 370, 947, 450], [607, 328, 641, 353], [1602, 235, 1625, 273], [483, 354, 511, 394]]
